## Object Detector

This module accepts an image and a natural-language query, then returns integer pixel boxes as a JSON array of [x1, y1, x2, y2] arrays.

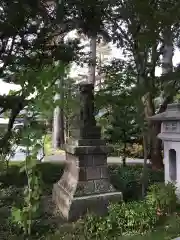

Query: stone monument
[[52, 82, 122, 221], [150, 103, 180, 198]]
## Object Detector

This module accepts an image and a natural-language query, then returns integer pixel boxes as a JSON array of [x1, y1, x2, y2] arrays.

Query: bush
[[109, 165, 164, 201], [81, 201, 159, 239], [108, 201, 158, 234], [0, 186, 23, 207], [0, 164, 27, 187], [27, 214, 180, 240], [36, 162, 64, 185], [0, 163, 164, 202], [0, 162, 64, 187], [79, 182, 176, 239], [81, 214, 111, 239], [162, 214, 180, 239], [148, 169, 164, 184], [146, 182, 177, 216], [108, 143, 144, 158], [109, 165, 142, 201]]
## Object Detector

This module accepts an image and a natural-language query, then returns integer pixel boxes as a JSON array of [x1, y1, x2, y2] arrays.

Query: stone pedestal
[[52, 82, 122, 221], [52, 131, 122, 221]]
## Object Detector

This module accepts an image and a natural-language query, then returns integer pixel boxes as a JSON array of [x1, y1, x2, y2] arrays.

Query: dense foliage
[[1, 0, 180, 166], [77, 182, 177, 239], [0, 163, 166, 239]]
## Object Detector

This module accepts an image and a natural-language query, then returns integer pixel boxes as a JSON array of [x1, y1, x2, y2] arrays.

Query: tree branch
[[0, 95, 27, 154]]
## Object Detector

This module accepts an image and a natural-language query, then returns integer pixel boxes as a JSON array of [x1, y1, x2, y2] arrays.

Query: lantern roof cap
[[150, 103, 180, 121]]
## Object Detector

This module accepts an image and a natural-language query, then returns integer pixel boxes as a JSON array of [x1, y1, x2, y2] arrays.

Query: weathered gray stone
[[68, 192, 122, 221], [79, 166, 108, 182], [94, 179, 115, 193], [52, 82, 122, 221], [75, 180, 96, 196], [52, 158, 79, 220], [100, 166, 108, 178], [86, 167, 101, 180], [79, 155, 94, 167], [71, 126, 101, 139], [79, 167, 87, 181], [65, 144, 111, 155], [94, 154, 107, 166], [79, 82, 96, 128], [68, 138, 106, 146], [74, 179, 115, 197]]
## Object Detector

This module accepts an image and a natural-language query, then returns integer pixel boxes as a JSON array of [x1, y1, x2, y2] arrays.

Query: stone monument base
[[53, 180, 122, 222], [68, 192, 122, 221], [52, 143, 123, 222]]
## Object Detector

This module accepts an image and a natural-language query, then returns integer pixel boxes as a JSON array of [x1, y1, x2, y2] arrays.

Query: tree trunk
[[162, 27, 173, 75], [122, 143, 126, 167], [53, 78, 65, 149], [150, 26, 173, 169], [143, 92, 162, 169], [53, 107, 65, 148], [142, 92, 165, 169], [141, 92, 159, 166], [141, 91, 164, 169], [88, 36, 96, 85], [142, 134, 148, 198], [98, 53, 102, 89], [150, 123, 163, 169]]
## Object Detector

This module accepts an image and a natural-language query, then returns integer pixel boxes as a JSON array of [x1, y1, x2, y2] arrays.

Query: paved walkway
[[43, 153, 150, 165], [9, 148, 150, 165]]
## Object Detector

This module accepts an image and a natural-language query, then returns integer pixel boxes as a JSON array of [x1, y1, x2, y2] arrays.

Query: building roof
[[150, 103, 180, 121]]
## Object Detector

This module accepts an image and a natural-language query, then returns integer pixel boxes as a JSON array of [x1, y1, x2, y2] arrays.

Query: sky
[[1, 44, 180, 95]]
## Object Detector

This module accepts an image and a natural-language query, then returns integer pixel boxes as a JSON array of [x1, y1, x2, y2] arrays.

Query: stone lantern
[[150, 103, 180, 197]]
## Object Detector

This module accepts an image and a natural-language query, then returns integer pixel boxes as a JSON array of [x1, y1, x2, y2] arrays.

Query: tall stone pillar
[[52, 82, 122, 221]]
